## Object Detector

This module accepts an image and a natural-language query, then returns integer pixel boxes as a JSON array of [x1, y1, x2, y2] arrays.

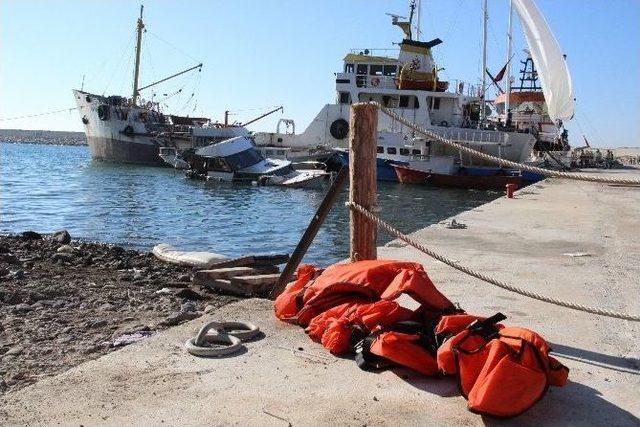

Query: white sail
[[513, 0, 574, 122]]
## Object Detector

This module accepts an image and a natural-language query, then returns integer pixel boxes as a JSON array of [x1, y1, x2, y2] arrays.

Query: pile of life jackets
[[274, 260, 569, 418]]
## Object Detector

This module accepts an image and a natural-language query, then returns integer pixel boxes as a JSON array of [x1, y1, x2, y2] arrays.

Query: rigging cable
[[103, 28, 137, 96], [146, 30, 201, 64], [0, 107, 79, 122]]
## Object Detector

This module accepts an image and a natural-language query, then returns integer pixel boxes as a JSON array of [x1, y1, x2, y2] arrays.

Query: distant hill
[[0, 129, 86, 146]]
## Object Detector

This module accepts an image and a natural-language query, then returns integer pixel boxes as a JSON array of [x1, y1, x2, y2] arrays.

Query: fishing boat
[[186, 136, 330, 188], [252, 1, 537, 182], [72, 6, 251, 166], [391, 0, 575, 188]]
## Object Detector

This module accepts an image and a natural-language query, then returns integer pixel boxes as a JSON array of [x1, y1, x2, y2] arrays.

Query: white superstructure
[[254, 4, 536, 166]]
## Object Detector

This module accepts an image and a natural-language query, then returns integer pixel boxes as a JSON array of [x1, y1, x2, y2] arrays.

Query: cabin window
[[211, 157, 232, 172], [369, 65, 383, 76], [382, 95, 399, 108], [377, 146, 384, 154], [344, 63, 355, 73], [224, 149, 263, 170], [356, 64, 368, 75], [339, 92, 351, 104], [429, 97, 441, 110], [387, 147, 397, 155], [399, 148, 410, 156], [383, 65, 397, 76], [399, 95, 419, 109], [412, 149, 421, 155]]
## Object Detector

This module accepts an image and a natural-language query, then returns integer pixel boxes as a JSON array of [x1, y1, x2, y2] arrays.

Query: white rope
[[347, 201, 640, 322], [374, 102, 640, 186]]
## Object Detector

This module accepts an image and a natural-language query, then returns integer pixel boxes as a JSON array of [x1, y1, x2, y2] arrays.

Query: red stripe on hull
[[393, 165, 521, 190]]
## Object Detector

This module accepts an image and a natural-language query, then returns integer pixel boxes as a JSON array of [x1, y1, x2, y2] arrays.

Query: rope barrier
[[347, 201, 640, 322], [373, 102, 640, 186]]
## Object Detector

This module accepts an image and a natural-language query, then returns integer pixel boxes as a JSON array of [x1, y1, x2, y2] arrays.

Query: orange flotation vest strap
[[353, 321, 440, 376]]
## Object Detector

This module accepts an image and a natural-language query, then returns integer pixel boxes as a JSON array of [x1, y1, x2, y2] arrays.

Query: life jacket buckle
[[466, 312, 507, 340]]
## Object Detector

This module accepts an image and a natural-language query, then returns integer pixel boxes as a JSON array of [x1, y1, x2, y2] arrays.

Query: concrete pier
[[2, 171, 639, 426]]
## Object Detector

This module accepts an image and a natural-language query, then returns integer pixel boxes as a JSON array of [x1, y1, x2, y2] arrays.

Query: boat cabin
[[190, 136, 295, 182]]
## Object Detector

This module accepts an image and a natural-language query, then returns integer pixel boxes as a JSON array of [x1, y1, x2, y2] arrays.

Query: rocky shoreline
[[0, 129, 86, 146], [0, 232, 238, 395]]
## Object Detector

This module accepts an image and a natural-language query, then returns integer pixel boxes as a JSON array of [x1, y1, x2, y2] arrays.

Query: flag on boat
[[513, 0, 574, 122], [493, 60, 509, 82]]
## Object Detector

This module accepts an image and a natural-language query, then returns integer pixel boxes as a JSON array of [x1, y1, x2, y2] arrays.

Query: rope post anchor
[[349, 102, 378, 261]]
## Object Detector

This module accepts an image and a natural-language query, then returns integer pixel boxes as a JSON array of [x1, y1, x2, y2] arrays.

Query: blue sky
[[1, 0, 639, 147]]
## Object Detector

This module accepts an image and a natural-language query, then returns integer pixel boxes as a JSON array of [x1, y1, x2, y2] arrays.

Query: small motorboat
[[187, 136, 330, 188], [159, 146, 190, 169]]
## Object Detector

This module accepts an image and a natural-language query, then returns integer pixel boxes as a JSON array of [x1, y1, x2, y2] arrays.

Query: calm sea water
[[0, 142, 498, 265]]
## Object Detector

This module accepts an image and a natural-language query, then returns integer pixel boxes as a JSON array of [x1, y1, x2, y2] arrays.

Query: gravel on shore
[[0, 232, 238, 394]]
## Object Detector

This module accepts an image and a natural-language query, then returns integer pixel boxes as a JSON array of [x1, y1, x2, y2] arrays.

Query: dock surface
[[2, 171, 640, 426]]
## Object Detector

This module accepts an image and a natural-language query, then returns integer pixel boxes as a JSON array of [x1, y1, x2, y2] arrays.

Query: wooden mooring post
[[349, 103, 378, 261]]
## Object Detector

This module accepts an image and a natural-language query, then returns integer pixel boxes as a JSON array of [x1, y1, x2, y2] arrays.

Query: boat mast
[[480, 0, 488, 126], [132, 5, 145, 105], [505, 0, 513, 116], [415, 0, 422, 41], [407, 0, 415, 39]]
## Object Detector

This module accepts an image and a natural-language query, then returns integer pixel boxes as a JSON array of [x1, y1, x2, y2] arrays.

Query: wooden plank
[[193, 266, 279, 283], [202, 274, 281, 297], [206, 254, 290, 269], [271, 166, 349, 298], [252, 254, 290, 266], [231, 273, 281, 296], [349, 103, 378, 261], [231, 273, 281, 286], [206, 256, 256, 269]]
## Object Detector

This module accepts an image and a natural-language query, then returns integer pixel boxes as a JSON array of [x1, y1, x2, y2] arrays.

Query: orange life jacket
[[274, 260, 456, 372], [274, 260, 456, 326], [436, 314, 569, 417], [274, 261, 569, 418]]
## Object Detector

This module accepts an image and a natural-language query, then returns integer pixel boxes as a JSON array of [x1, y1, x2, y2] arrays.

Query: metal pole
[[505, 0, 513, 116], [132, 5, 144, 105], [480, 0, 488, 126], [137, 63, 203, 93], [416, 0, 422, 41]]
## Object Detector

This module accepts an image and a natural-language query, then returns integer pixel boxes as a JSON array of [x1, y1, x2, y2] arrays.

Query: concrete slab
[[2, 172, 640, 426]]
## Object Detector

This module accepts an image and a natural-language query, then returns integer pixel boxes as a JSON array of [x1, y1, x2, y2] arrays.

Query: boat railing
[[450, 79, 481, 97], [433, 128, 510, 145], [350, 74, 481, 98], [348, 48, 400, 55]]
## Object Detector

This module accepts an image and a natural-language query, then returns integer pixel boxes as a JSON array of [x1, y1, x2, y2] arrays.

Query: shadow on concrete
[[392, 369, 459, 398], [550, 342, 640, 375], [482, 380, 639, 426]]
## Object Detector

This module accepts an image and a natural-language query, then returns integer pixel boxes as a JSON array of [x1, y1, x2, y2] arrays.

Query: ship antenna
[[407, 0, 415, 40], [132, 4, 145, 105]]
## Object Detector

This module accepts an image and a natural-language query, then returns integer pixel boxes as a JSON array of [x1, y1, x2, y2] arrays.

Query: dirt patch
[[0, 233, 238, 394]]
